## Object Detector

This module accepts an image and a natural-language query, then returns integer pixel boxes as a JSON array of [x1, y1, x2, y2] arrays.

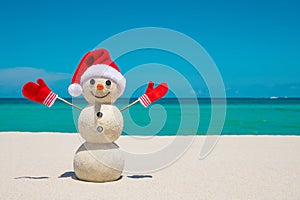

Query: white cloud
[[0, 67, 72, 97], [0, 67, 71, 86]]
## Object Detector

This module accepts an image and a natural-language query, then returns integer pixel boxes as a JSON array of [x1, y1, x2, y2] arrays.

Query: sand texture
[[0, 132, 300, 199]]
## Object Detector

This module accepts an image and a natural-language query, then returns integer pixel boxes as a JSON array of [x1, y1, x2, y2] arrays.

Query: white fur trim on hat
[[80, 64, 126, 96], [68, 83, 82, 97]]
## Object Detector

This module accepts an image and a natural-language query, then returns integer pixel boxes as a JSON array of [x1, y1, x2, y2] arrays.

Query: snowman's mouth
[[91, 91, 111, 99]]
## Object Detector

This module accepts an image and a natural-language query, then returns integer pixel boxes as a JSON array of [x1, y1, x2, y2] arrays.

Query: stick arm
[[57, 97, 83, 110], [120, 99, 140, 112]]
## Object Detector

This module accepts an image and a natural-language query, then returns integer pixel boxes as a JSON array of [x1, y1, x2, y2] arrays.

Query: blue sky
[[0, 0, 299, 98]]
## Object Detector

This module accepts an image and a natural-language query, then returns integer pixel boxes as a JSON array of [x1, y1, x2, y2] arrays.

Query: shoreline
[[1, 131, 300, 137], [1, 132, 300, 199]]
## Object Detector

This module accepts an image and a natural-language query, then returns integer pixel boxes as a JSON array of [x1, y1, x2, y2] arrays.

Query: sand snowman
[[22, 48, 168, 183], [67, 49, 127, 182]]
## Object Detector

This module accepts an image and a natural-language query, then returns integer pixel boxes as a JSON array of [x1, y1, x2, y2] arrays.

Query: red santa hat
[[68, 48, 126, 97]]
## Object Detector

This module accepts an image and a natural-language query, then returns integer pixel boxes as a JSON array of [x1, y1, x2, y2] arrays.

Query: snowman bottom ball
[[78, 104, 123, 143], [73, 142, 124, 182]]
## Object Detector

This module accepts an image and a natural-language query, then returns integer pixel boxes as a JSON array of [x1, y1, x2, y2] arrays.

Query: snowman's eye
[[106, 80, 111, 86], [90, 79, 95, 85]]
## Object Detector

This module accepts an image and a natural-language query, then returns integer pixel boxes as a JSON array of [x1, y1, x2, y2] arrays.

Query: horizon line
[[2, 97, 300, 100]]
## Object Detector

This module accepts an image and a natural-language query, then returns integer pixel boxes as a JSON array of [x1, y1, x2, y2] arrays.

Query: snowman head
[[68, 49, 126, 101], [81, 77, 122, 104]]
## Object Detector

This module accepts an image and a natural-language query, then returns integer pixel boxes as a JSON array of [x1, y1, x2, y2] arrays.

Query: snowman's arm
[[120, 99, 139, 112], [57, 97, 83, 110], [120, 81, 168, 112], [22, 78, 83, 110]]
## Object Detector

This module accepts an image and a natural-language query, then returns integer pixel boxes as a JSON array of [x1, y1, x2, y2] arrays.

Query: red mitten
[[139, 82, 168, 107], [145, 81, 154, 93], [22, 78, 58, 107]]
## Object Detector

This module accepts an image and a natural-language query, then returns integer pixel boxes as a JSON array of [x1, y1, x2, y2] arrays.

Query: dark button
[[97, 112, 103, 118]]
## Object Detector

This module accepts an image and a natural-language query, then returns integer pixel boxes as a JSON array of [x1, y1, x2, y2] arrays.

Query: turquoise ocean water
[[1, 98, 299, 135]]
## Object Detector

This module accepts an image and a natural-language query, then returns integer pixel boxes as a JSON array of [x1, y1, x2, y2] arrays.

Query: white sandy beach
[[0, 132, 300, 199]]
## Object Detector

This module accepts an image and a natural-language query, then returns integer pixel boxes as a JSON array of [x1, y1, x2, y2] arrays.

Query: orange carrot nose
[[97, 83, 104, 90]]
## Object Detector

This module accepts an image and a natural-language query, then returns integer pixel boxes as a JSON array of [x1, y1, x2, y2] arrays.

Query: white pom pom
[[68, 83, 82, 97]]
